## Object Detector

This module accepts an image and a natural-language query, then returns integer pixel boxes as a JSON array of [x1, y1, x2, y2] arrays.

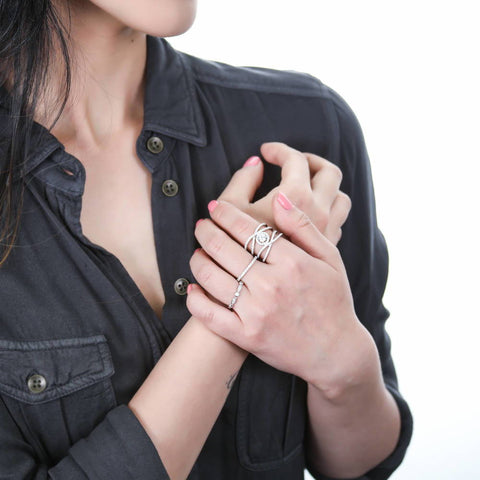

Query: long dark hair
[[0, 0, 73, 267]]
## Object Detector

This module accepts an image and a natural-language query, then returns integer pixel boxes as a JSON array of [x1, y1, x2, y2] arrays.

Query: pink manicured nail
[[208, 200, 219, 212], [243, 155, 261, 167], [277, 191, 293, 210], [187, 283, 194, 294], [196, 218, 204, 228], [194, 248, 202, 254]]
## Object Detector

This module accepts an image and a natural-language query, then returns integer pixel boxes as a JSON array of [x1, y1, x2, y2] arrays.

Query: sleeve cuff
[[306, 384, 414, 480], [51, 404, 170, 479]]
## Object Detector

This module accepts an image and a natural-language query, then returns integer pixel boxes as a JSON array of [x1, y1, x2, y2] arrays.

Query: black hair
[[0, 0, 73, 266]]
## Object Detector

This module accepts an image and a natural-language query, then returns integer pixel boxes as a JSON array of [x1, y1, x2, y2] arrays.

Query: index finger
[[260, 142, 312, 192], [206, 198, 295, 266]]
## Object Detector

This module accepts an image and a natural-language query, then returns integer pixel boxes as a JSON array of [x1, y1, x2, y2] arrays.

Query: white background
[[169, 1, 480, 478]]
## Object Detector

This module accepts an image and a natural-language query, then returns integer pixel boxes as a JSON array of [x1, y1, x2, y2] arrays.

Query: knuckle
[[315, 207, 329, 230], [330, 164, 343, 182], [203, 307, 217, 327], [260, 281, 284, 308], [340, 191, 352, 210], [196, 263, 213, 284], [282, 253, 303, 277], [206, 231, 226, 256], [230, 216, 252, 239], [337, 228, 343, 244]]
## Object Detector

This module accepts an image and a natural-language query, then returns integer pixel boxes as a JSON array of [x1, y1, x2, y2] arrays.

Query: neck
[[38, 1, 147, 151]]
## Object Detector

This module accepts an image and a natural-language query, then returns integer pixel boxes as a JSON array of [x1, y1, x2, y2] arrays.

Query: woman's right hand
[[216, 142, 351, 247]]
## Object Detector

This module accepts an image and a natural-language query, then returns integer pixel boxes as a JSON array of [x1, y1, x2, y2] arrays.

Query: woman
[[0, 1, 413, 479]]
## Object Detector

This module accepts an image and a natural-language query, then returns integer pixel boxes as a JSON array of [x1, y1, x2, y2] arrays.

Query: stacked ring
[[226, 222, 283, 310], [227, 280, 244, 310]]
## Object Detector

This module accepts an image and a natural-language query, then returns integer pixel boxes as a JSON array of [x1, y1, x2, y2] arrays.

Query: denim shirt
[[0, 34, 413, 479]]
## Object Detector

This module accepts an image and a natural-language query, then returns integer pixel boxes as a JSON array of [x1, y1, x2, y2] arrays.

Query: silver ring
[[228, 280, 244, 310], [236, 254, 259, 283], [244, 223, 283, 263]]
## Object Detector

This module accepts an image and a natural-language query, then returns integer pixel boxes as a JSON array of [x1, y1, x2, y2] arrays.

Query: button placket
[[144, 137, 193, 338]]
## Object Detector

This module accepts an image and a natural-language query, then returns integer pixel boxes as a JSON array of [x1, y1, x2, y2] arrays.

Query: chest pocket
[[0, 335, 116, 464], [236, 354, 308, 471]]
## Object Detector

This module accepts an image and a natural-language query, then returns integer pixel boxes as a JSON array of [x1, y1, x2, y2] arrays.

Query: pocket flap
[[0, 335, 114, 404]]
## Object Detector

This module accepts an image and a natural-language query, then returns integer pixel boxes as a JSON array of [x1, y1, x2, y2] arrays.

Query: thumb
[[272, 191, 339, 268], [218, 155, 264, 204]]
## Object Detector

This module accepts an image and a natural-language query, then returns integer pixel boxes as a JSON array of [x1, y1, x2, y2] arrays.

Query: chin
[[89, 0, 198, 38]]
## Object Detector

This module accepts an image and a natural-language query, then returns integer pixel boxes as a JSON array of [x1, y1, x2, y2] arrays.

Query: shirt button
[[174, 277, 190, 295], [162, 179, 179, 197], [146, 135, 164, 154], [27, 374, 47, 394]]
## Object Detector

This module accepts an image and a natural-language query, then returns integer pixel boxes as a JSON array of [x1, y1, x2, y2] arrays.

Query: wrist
[[307, 320, 382, 402]]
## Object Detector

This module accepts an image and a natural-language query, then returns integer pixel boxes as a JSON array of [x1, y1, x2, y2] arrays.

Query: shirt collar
[[143, 35, 206, 147], [0, 34, 207, 181]]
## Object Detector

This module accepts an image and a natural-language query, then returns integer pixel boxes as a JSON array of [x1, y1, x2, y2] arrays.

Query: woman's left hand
[[187, 193, 376, 396]]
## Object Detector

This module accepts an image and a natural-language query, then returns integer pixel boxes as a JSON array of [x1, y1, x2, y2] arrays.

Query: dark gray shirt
[[0, 34, 413, 479]]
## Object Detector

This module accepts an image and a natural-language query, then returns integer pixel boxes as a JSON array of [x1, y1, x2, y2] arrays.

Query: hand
[[188, 193, 376, 396], [218, 142, 351, 246]]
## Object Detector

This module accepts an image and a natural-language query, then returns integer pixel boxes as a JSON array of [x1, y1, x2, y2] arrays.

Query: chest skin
[[60, 126, 166, 322]]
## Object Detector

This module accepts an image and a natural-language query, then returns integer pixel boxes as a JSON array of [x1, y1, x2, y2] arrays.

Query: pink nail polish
[[243, 155, 261, 167], [277, 191, 293, 210], [194, 247, 202, 254], [187, 283, 194, 294], [208, 200, 218, 212], [196, 218, 204, 228]]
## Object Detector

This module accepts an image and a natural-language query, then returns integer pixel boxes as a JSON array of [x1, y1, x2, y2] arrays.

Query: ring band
[[228, 280, 244, 310], [227, 222, 284, 310], [244, 223, 283, 263], [236, 254, 259, 283]]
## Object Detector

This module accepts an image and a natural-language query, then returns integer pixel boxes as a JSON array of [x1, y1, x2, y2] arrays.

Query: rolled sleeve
[[50, 404, 170, 479], [305, 84, 414, 480], [0, 395, 169, 480]]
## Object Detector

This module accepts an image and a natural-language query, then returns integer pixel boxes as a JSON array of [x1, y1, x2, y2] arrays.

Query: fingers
[[260, 142, 312, 194], [272, 191, 341, 270], [202, 199, 297, 266], [189, 248, 251, 310], [307, 153, 344, 208], [186, 283, 244, 345], [194, 217, 268, 285], [300, 151, 325, 177], [324, 191, 352, 245], [218, 155, 264, 205]]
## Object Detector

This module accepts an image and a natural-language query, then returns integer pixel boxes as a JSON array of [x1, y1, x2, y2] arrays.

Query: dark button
[[162, 179, 179, 197], [27, 374, 47, 394], [174, 277, 190, 295], [146, 135, 164, 154]]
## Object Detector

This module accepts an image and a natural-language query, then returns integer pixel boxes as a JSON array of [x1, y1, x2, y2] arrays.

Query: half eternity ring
[[227, 280, 244, 310], [244, 223, 283, 263]]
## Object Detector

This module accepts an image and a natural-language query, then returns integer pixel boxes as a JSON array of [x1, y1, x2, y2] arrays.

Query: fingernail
[[243, 155, 261, 167], [187, 283, 194, 294], [194, 247, 202, 254], [277, 191, 293, 210], [208, 200, 219, 212], [195, 218, 204, 228]]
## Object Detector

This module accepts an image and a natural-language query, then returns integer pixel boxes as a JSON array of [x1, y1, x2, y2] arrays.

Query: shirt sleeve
[[305, 85, 414, 480], [0, 398, 170, 479]]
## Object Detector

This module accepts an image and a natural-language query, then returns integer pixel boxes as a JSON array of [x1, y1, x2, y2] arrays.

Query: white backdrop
[[168, 1, 480, 478]]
